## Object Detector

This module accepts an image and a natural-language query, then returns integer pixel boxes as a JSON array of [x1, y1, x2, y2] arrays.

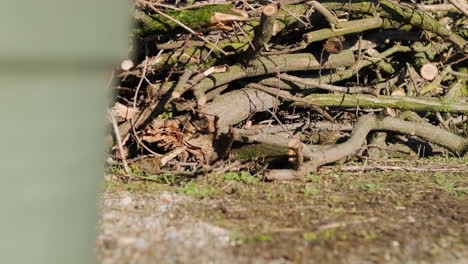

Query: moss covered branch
[[134, 4, 242, 34]]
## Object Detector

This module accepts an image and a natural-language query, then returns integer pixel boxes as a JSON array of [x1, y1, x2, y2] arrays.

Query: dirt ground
[[98, 157, 468, 264]]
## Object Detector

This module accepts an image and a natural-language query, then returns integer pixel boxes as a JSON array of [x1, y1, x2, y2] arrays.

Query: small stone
[[438, 238, 450, 248], [101, 259, 113, 264], [159, 204, 169, 212], [120, 195, 132, 206], [120, 59, 134, 71], [119, 237, 137, 246], [134, 239, 149, 250], [384, 252, 391, 261], [407, 215, 416, 223], [160, 191, 173, 205], [106, 157, 116, 165], [392, 240, 400, 247]]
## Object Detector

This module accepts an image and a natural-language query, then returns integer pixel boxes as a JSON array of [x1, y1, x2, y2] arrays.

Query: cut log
[[420, 63, 439, 81]]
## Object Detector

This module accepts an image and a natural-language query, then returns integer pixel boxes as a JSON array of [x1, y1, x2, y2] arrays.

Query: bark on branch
[[296, 94, 468, 114], [303, 16, 383, 43]]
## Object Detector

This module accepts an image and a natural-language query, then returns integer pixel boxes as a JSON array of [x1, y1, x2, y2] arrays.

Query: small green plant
[[358, 230, 377, 240], [303, 233, 318, 241], [321, 228, 337, 240], [229, 232, 271, 244], [254, 233, 271, 242], [302, 185, 320, 196], [157, 111, 173, 119], [305, 173, 321, 182], [228, 232, 248, 243], [220, 171, 260, 184], [358, 183, 383, 193], [177, 182, 219, 197]]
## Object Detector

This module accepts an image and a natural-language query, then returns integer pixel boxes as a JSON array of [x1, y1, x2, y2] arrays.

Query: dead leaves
[[142, 116, 216, 163]]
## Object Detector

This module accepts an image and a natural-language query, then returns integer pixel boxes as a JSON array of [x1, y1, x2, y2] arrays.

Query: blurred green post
[[0, 1, 128, 263]]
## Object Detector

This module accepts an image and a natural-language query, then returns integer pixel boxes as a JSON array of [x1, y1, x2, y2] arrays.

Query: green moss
[[177, 181, 219, 198], [233, 144, 288, 161], [302, 185, 321, 195], [104, 179, 163, 193], [220, 171, 260, 184], [140, 4, 235, 33]]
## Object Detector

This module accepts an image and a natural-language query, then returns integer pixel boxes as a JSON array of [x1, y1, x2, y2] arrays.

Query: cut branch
[[201, 88, 280, 132], [297, 94, 468, 114], [303, 16, 383, 43], [244, 4, 278, 64]]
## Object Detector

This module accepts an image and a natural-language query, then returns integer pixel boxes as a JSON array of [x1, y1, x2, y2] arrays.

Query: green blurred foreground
[[0, 1, 128, 263]]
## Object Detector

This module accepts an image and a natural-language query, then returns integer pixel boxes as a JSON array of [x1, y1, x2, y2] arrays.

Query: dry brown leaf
[[210, 10, 248, 25]]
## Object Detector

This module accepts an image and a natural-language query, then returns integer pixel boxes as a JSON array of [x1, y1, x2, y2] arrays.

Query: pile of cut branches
[[108, 0, 468, 180]]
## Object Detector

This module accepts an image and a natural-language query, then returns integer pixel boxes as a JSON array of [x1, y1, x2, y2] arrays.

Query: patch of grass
[[321, 228, 337, 240], [354, 183, 383, 193], [327, 194, 340, 204], [228, 232, 248, 243], [329, 207, 346, 213], [104, 179, 163, 193], [176, 181, 219, 198], [302, 185, 321, 196], [220, 171, 260, 184], [107, 164, 149, 179], [427, 155, 468, 164], [305, 173, 323, 182], [432, 173, 467, 197], [228, 232, 272, 244]]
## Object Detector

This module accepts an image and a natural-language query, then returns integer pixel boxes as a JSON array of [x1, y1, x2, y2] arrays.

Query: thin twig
[[108, 109, 131, 174], [131, 52, 164, 157], [447, 0, 468, 17]]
